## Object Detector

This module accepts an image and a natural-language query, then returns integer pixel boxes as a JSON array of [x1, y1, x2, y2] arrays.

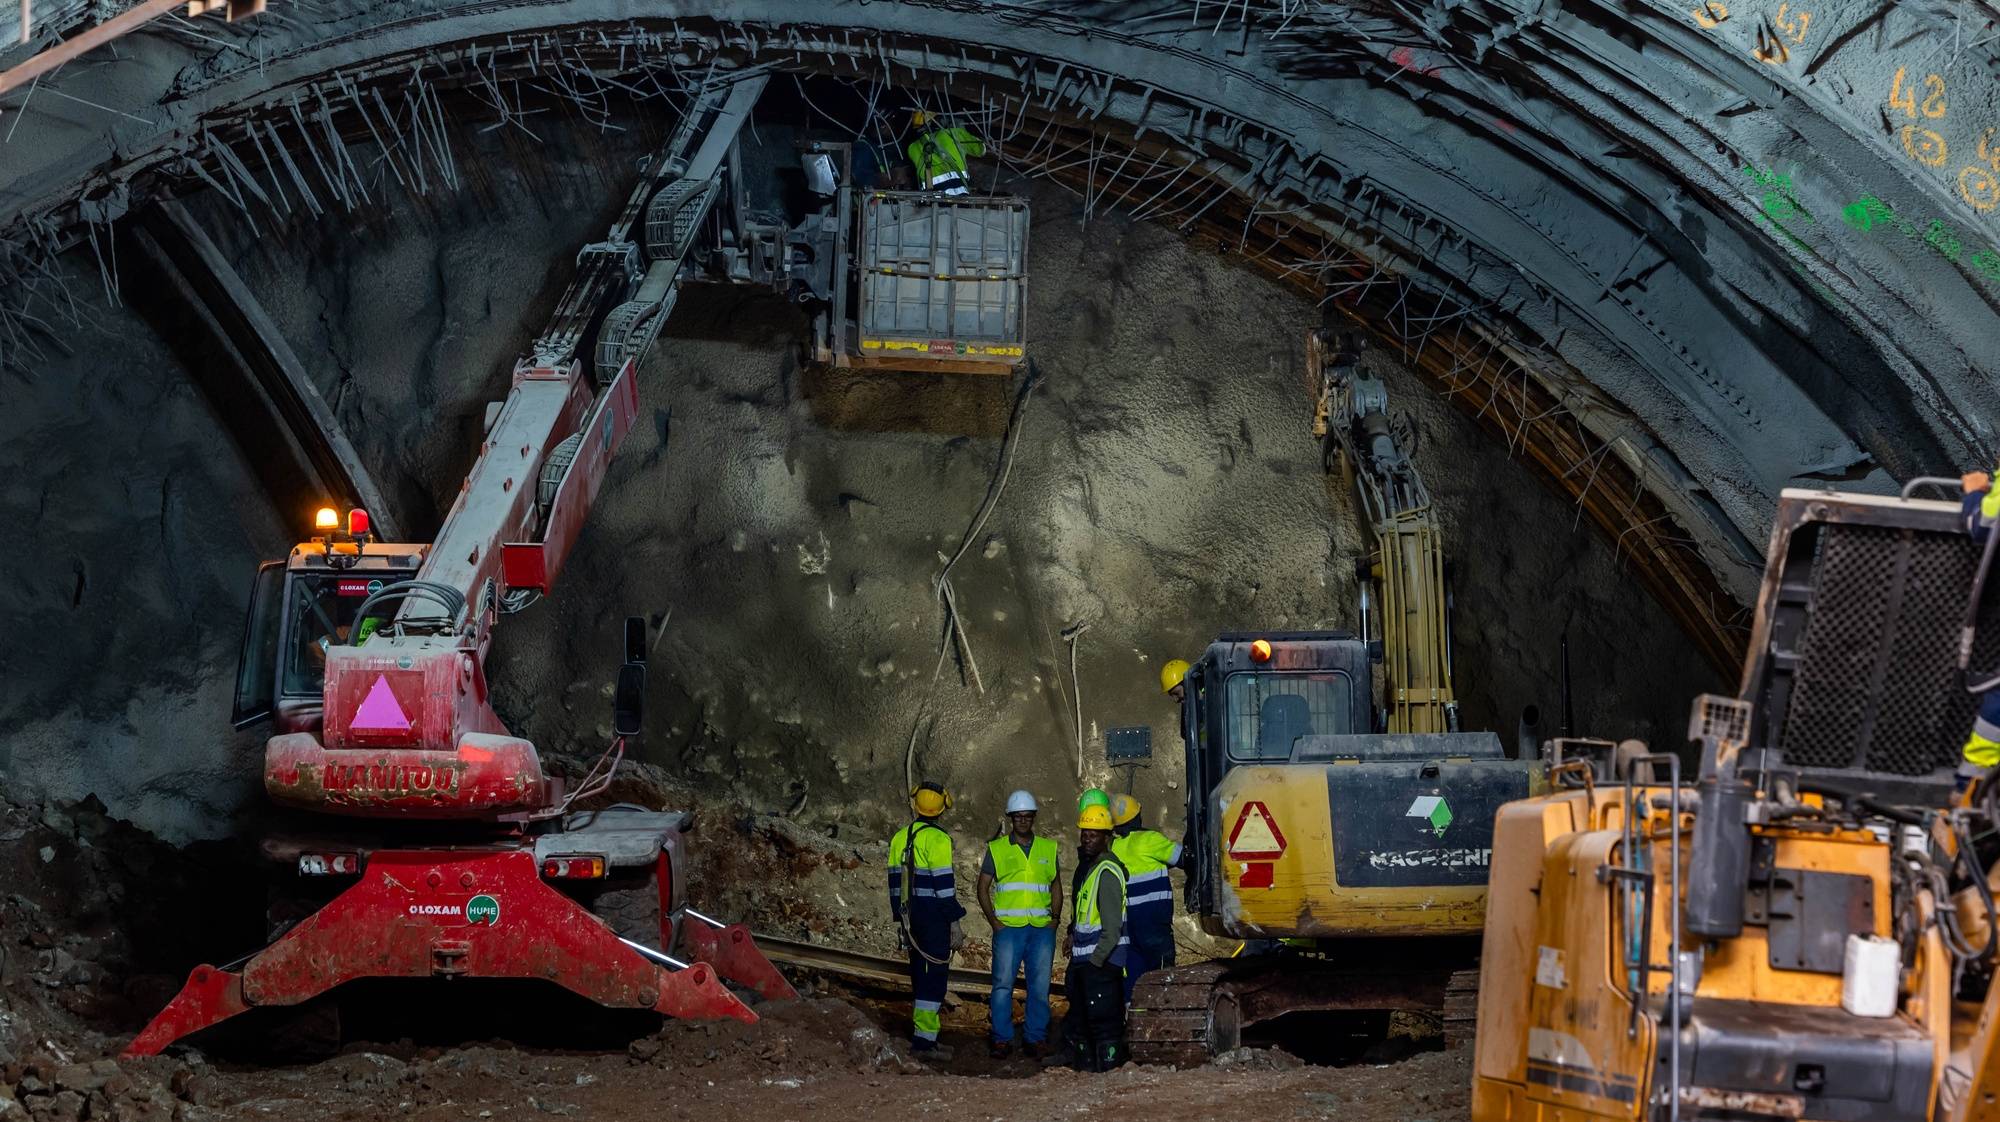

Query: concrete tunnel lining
[[1, 1, 1996, 662]]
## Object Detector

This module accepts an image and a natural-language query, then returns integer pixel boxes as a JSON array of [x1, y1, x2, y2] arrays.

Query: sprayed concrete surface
[[0, 113, 1719, 845]]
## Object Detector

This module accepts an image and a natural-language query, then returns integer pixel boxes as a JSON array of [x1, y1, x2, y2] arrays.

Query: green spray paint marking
[[1740, 163, 2000, 298], [1841, 194, 2000, 285], [1743, 165, 1814, 255]]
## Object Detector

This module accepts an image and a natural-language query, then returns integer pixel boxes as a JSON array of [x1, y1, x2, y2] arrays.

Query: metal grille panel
[[1780, 524, 2000, 775]]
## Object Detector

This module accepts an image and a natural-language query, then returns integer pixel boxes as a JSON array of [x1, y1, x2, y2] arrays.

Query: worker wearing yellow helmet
[[907, 108, 985, 195], [1065, 802, 1129, 1070], [888, 781, 966, 1057], [1108, 794, 1187, 1004], [1160, 655, 1195, 765], [1960, 470, 2000, 780]]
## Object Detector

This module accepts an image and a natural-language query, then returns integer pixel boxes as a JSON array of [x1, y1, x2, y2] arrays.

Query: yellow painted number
[[1890, 67, 1949, 119], [1774, 4, 1811, 44], [1692, 1, 1729, 27], [1754, 25, 1789, 63], [1960, 128, 2000, 212], [1903, 126, 1950, 167]]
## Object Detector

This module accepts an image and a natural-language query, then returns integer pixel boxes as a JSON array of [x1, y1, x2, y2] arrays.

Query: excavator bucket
[[126, 848, 755, 1056]]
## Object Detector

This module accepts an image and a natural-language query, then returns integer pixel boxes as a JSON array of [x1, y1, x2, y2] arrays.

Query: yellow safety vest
[[987, 836, 1057, 927], [888, 821, 957, 918], [1072, 857, 1129, 961], [906, 127, 985, 187], [1111, 829, 1180, 921]]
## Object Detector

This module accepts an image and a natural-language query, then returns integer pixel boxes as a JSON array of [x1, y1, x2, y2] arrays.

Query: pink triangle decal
[[353, 673, 411, 732]]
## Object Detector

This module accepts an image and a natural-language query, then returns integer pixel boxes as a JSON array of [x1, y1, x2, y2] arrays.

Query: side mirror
[[613, 616, 646, 739]]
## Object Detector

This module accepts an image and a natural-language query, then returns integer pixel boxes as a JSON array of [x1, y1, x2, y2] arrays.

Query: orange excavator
[[127, 75, 795, 1055]]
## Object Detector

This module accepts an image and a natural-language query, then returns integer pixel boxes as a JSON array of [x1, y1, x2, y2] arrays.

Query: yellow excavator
[[1127, 330, 1545, 1064], [1472, 484, 2000, 1121]]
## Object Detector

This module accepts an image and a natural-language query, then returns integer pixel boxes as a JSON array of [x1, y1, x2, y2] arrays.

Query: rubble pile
[[627, 999, 921, 1076]]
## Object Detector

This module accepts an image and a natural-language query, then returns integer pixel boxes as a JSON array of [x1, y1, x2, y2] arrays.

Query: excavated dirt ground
[[0, 794, 1470, 1122]]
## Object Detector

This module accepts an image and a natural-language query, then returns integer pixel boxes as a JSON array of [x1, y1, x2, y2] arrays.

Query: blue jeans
[[989, 923, 1055, 1044]]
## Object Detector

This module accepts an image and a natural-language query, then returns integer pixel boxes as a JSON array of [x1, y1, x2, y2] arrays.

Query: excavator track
[[1442, 967, 1480, 1050], [1127, 959, 1244, 1068], [1128, 955, 1482, 1066]]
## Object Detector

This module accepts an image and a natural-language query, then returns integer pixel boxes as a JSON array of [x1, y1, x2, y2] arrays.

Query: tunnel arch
[[2, 0, 1996, 668]]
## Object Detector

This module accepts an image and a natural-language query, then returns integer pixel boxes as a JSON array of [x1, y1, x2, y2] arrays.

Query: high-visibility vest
[[1111, 829, 1181, 931], [888, 821, 957, 923], [987, 836, 1057, 927], [907, 127, 985, 187], [1071, 856, 1129, 962]]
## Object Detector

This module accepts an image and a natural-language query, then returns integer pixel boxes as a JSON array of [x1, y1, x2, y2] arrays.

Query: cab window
[[281, 574, 396, 698], [1223, 671, 1354, 761]]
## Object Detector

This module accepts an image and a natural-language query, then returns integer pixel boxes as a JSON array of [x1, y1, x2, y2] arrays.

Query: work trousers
[[1065, 958, 1126, 1071], [905, 921, 952, 1050], [989, 923, 1055, 1044], [1122, 926, 1176, 1006]]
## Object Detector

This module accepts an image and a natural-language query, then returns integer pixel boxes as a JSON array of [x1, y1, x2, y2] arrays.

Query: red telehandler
[[126, 75, 796, 1055]]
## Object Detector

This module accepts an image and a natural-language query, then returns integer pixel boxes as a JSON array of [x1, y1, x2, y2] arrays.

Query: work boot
[[989, 1040, 1012, 1059], [916, 1043, 955, 1062], [1022, 1041, 1046, 1060]]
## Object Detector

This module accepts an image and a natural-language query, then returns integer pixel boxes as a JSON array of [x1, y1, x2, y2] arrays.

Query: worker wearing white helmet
[[976, 789, 1060, 1059]]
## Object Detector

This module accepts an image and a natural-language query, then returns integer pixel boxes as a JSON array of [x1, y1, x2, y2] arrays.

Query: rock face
[[3, 110, 1716, 845]]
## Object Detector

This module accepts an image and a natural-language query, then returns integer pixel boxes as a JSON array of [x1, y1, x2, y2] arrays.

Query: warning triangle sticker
[[1227, 801, 1287, 858], [352, 674, 411, 732]]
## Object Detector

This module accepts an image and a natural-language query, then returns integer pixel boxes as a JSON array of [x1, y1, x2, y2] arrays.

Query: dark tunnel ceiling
[[1, 0, 1997, 668]]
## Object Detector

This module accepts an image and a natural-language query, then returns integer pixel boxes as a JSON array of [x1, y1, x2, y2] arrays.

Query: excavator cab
[[232, 513, 422, 732], [1178, 631, 1372, 914], [1177, 632, 1531, 934]]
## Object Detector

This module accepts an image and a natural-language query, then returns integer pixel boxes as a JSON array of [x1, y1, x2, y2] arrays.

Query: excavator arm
[[1309, 329, 1458, 735]]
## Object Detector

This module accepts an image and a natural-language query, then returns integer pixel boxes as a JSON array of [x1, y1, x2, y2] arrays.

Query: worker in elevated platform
[[978, 790, 1060, 1058], [907, 110, 984, 195], [1108, 794, 1186, 1004], [889, 781, 966, 1057], [1961, 471, 2000, 783], [1067, 803, 1130, 1071]]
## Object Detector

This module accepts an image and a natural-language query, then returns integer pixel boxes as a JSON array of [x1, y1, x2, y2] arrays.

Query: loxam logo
[[405, 894, 502, 926]]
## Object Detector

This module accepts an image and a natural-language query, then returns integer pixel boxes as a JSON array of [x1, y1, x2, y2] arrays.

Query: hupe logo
[[466, 894, 501, 926]]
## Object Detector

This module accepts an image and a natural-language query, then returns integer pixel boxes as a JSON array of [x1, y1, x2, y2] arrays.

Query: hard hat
[[1078, 805, 1113, 831], [1078, 788, 1110, 813], [1110, 794, 1141, 827], [1006, 790, 1038, 815], [1160, 658, 1191, 694], [911, 782, 951, 817], [910, 109, 930, 127]]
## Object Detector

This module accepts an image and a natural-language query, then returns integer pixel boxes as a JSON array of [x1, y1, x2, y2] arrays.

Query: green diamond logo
[[1406, 795, 1453, 838]]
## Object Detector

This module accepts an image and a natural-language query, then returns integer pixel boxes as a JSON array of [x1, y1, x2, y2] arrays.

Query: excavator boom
[[130, 73, 797, 1058], [1309, 329, 1456, 734]]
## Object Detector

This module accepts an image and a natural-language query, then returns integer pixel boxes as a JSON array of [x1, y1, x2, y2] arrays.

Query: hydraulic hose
[[346, 580, 468, 639]]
